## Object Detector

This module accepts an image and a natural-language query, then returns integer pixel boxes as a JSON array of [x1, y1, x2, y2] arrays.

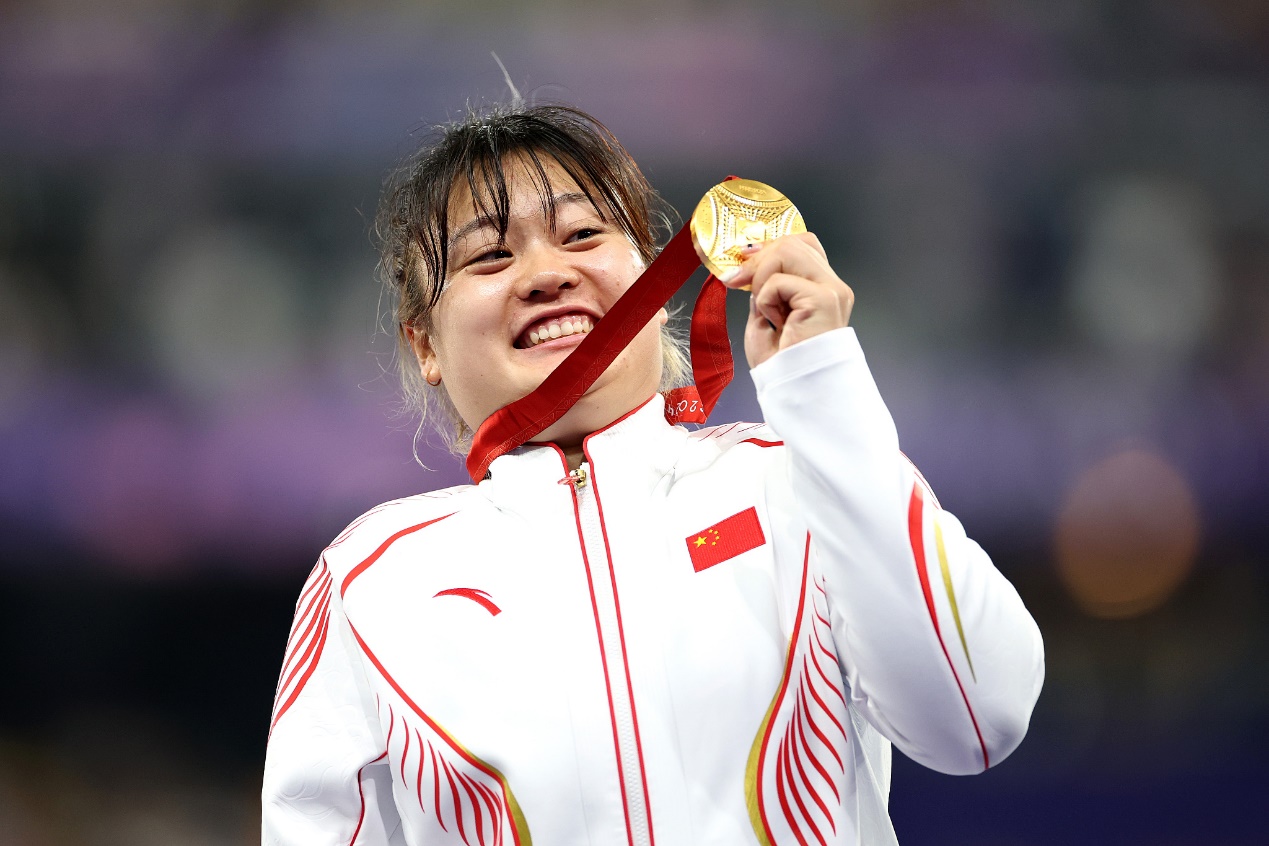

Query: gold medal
[[690, 179, 806, 280]]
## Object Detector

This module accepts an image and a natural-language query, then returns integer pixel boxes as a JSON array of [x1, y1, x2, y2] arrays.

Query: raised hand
[[717, 233, 855, 369]]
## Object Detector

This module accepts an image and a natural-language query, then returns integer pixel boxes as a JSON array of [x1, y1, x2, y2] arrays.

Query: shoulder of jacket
[[685, 421, 785, 454], [320, 485, 476, 573]]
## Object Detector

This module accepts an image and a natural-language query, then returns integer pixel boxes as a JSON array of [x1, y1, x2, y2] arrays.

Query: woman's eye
[[567, 227, 601, 243], [468, 247, 512, 265]]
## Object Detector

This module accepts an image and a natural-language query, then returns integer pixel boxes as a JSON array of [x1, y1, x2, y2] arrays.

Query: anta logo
[[685, 507, 766, 572], [433, 587, 501, 616]]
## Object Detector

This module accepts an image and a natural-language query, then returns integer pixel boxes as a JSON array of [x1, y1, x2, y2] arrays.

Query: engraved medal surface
[[690, 179, 806, 278]]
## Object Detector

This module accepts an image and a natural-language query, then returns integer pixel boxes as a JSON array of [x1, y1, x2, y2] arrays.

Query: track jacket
[[262, 327, 1045, 846]]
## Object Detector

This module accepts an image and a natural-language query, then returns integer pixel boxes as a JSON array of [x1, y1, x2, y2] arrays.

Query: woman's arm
[[727, 235, 1043, 775], [262, 558, 404, 845], [753, 327, 1044, 774]]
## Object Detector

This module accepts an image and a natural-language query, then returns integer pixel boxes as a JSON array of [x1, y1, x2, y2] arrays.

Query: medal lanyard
[[465, 223, 733, 483]]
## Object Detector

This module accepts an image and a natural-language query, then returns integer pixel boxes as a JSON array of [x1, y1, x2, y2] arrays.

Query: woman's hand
[[718, 232, 855, 369]]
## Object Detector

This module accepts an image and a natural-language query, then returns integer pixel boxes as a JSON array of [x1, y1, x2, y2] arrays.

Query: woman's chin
[[505, 332, 661, 441]]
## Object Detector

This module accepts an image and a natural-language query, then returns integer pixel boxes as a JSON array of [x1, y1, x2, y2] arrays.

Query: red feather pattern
[[269, 558, 332, 732], [765, 575, 850, 844], [377, 700, 516, 845]]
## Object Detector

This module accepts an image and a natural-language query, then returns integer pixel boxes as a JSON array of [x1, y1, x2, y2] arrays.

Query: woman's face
[[410, 155, 666, 447]]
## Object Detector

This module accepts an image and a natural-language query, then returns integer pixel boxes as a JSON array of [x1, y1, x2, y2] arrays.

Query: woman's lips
[[518, 313, 594, 348]]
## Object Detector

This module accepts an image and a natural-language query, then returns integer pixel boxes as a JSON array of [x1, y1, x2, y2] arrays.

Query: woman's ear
[[404, 323, 443, 387]]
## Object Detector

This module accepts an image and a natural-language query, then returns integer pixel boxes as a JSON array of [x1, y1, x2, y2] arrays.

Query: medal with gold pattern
[[690, 179, 806, 283]]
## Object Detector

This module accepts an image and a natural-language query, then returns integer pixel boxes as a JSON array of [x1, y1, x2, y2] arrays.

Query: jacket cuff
[[750, 326, 863, 394]]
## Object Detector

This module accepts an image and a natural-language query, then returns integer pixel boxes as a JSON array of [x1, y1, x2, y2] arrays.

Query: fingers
[[716, 231, 855, 368], [719, 232, 832, 291], [749, 271, 788, 331], [750, 271, 851, 331]]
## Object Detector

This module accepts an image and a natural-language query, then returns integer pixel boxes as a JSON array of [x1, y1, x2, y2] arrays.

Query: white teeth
[[522, 314, 595, 348]]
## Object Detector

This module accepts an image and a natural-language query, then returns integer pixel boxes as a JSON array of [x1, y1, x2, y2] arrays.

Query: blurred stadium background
[[1, 1, 1267, 843]]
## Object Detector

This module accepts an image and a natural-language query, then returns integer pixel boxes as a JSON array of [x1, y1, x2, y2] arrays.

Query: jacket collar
[[479, 395, 688, 505]]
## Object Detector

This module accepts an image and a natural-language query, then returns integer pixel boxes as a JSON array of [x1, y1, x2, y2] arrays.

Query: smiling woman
[[261, 103, 1045, 846], [406, 156, 672, 465], [376, 106, 689, 455]]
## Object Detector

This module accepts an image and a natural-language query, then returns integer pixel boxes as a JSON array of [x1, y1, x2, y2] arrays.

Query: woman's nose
[[517, 245, 580, 299]]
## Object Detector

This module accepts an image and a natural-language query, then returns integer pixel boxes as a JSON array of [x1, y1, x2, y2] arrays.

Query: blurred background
[[1, 0, 1267, 843]]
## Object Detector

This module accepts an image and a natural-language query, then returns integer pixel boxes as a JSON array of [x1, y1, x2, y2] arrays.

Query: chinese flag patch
[[685, 507, 766, 572]]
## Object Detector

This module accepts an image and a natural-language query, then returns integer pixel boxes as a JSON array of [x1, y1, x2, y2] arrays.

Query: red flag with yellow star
[[685, 507, 766, 572]]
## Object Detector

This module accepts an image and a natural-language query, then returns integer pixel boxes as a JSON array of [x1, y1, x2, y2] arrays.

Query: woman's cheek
[[620, 247, 648, 293]]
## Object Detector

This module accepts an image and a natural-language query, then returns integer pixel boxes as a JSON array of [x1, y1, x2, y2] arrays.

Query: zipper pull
[[558, 466, 589, 488]]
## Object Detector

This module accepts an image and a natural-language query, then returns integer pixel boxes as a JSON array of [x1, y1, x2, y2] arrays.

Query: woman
[[262, 104, 1044, 846]]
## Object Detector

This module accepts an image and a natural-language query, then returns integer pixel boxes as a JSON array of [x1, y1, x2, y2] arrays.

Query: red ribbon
[[465, 220, 735, 482]]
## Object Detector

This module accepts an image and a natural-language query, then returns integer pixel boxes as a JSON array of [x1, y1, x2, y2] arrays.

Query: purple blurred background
[[1, 1, 1267, 843]]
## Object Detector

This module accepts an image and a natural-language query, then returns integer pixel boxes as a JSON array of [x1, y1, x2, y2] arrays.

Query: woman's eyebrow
[[447, 191, 595, 252]]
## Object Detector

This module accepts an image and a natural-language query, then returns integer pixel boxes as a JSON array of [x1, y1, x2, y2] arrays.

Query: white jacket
[[262, 328, 1044, 846]]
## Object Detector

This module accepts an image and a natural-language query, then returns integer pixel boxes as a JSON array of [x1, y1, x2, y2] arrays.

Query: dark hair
[[375, 103, 688, 451]]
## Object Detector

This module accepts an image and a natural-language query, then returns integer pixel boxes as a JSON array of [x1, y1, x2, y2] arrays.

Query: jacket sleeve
[[752, 327, 1044, 775], [262, 557, 404, 845]]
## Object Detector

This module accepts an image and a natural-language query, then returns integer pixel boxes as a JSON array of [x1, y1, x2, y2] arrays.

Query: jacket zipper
[[567, 459, 653, 846]]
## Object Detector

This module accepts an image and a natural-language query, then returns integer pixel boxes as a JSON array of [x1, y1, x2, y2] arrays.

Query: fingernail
[[719, 268, 739, 282], [739, 242, 764, 254]]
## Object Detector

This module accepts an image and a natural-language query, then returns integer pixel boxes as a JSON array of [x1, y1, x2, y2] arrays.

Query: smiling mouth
[[518, 314, 595, 349]]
